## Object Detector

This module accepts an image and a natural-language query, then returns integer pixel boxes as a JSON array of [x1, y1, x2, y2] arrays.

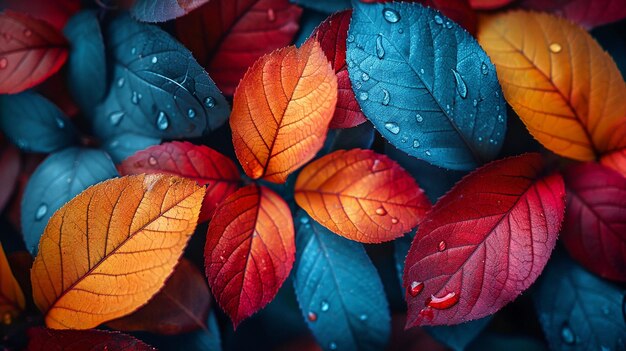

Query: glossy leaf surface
[[404, 154, 565, 326], [31, 174, 205, 329], [131, 0, 209, 23]]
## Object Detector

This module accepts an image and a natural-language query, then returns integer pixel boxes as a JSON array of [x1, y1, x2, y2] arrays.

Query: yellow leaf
[[31, 174, 205, 330], [0, 244, 25, 324]]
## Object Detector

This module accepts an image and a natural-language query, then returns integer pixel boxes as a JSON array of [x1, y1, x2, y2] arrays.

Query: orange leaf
[[230, 39, 338, 184], [478, 11, 626, 161], [107, 259, 211, 335], [31, 174, 205, 330], [0, 244, 25, 324], [601, 149, 626, 178], [294, 149, 431, 243]]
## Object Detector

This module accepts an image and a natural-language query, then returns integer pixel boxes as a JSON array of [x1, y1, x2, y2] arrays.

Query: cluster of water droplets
[[0, 28, 34, 69]]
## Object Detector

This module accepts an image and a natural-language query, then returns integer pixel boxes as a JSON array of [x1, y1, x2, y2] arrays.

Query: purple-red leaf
[[26, 327, 156, 350], [561, 163, 626, 282], [521, 0, 626, 29], [403, 154, 565, 326]]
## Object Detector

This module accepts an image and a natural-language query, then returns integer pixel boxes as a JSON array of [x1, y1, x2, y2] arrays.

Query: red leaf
[[108, 259, 212, 335], [561, 163, 626, 282], [175, 0, 302, 95], [1, 0, 79, 30], [205, 185, 295, 327], [520, 0, 626, 29], [468, 0, 514, 9], [403, 154, 565, 326], [26, 327, 156, 350], [0, 139, 20, 212], [119, 141, 241, 222], [312, 11, 367, 129], [0, 11, 68, 94]]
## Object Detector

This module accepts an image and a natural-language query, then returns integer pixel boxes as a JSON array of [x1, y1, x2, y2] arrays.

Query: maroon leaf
[[0, 139, 20, 212], [468, 0, 514, 9], [119, 141, 241, 222], [561, 162, 626, 282], [205, 185, 295, 327], [175, 0, 302, 95], [520, 0, 626, 29], [0, 11, 68, 94], [26, 327, 156, 350], [108, 259, 212, 335], [1, 0, 79, 30], [403, 154, 565, 326]]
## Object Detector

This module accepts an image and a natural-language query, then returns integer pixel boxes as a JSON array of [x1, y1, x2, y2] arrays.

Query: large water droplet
[[131, 91, 140, 105], [359, 92, 369, 101], [204, 97, 216, 108], [419, 307, 434, 321], [187, 108, 196, 119], [156, 111, 169, 130], [151, 56, 158, 64], [434, 15, 443, 25], [385, 122, 400, 134], [451, 69, 467, 99], [35, 203, 48, 221], [23, 29, 32, 37], [413, 139, 420, 148], [408, 281, 424, 297], [117, 77, 125, 88], [131, 47, 137, 55], [391, 217, 399, 224], [267, 8, 276, 22], [425, 150, 431, 156], [427, 292, 459, 309], [415, 114, 423, 123], [375, 207, 387, 216], [329, 342, 337, 350], [376, 34, 385, 59], [549, 43, 562, 53], [481, 62, 488, 75], [438, 241, 446, 252], [148, 156, 158, 166], [371, 159, 386, 172], [321, 301, 330, 312], [560, 323, 575, 344], [307, 312, 317, 322], [361, 72, 370, 81], [109, 111, 124, 126], [445, 21, 453, 29], [381, 88, 390, 106], [382, 8, 401, 23]]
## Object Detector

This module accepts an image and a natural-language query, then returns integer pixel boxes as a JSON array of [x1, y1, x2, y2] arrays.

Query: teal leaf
[[102, 132, 161, 164], [347, 2, 506, 170]]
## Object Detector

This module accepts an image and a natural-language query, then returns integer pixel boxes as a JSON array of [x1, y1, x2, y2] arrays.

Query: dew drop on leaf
[[320, 301, 330, 312], [434, 15, 443, 25], [382, 8, 401, 23], [3, 313, 12, 325], [359, 314, 368, 321], [438, 240, 446, 252], [307, 312, 317, 322], [376, 34, 385, 59], [347, 35, 354, 43], [55, 118, 65, 129], [408, 281, 424, 297], [35, 203, 48, 221], [117, 77, 125, 88], [359, 92, 369, 101], [131, 47, 136, 55], [151, 56, 158, 64], [329, 342, 337, 350], [391, 217, 399, 224], [148, 156, 158, 166], [361, 73, 369, 81], [425, 150, 432, 156], [187, 108, 196, 119], [549, 43, 562, 53], [384, 122, 400, 134], [413, 140, 420, 148], [451, 69, 468, 98], [473, 99, 478, 107], [300, 216, 309, 225], [204, 96, 216, 108], [267, 8, 276, 22], [375, 207, 387, 216], [445, 21, 452, 29], [131, 91, 140, 105], [427, 292, 459, 309], [156, 111, 169, 130], [109, 111, 124, 126], [560, 322, 575, 344], [481, 62, 488, 75], [419, 307, 434, 321], [415, 113, 423, 123], [382, 88, 390, 106]]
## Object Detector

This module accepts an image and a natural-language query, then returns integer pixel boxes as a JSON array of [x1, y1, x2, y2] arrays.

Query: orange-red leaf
[[478, 11, 626, 161], [230, 39, 338, 184], [0, 244, 25, 323], [119, 141, 241, 222], [0, 11, 68, 94], [294, 149, 431, 243], [31, 174, 205, 330], [108, 259, 211, 335], [601, 149, 626, 179], [205, 185, 295, 327]]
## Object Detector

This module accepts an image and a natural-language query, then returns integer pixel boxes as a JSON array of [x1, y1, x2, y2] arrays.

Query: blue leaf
[[21, 147, 118, 255], [102, 132, 161, 164], [533, 252, 626, 351], [293, 211, 390, 351], [93, 14, 229, 141], [0, 92, 77, 153], [347, 2, 507, 170], [63, 10, 106, 113], [295, 9, 329, 47], [290, 0, 351, 14], [324, 122, 376, 154], [134, 310, 222, 351], [131, 0, 206, 23]]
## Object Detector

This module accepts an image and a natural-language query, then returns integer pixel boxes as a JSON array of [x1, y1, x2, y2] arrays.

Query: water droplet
[[549, 43, 562, 53], [384, 122, 400, 134], [267, 8, 276, 22], [497, 114, 504, 123], [156, 111, 169, 130], [23, 29, 32, 37], [354, 81, 362, 90], [478, 136, 483, 142], [151, 56, 158, 64], [372, 159, 385, 172], [131, 91, 140, 104], [35, 203, 48, 221], [408, 281, 424, 297], [307, 312, 317, 322], [445, 21, 452, 29], [109, 111, 124, 126], [420, 68, 425, 75], [495, 91, 499, 97], [434, 15, 443, 25], [55, 118, 65, 128], [117, 77, 125, 88], [415, 114, 423, 123], [413, 140, 420, 148], [382, 8, 401, 23], [481, 62, 488, 75], [3, 313, 12, 325], [425, 150, 432, 156], [391, 217, 399, 224], [451, 69, 467, 99], [361, 73, 370, 81], [321, 301, 330, 312], [561, 323, 575, 344], [148, 156, 158, 166], [400, 137, 407, 143], [473, 99, 478, 107], [359, 91, 369, 101], [300, 216, 310, 224], [398, 28, 404, 34], [418, 307, 434, 321], [359, 314, 368, 321], [187, 108, 196, 119], [329, 342, 337, 350], [438, 241, 446, 252], [428, 292, 459, 309], [376, 34, 385, 59], [381, 88, 390, 106], [109, 140, 119, 148], [347, 34, 355, 43], [131, 47, 137, 55], [204, 96, 216, 108], [375, 207, 387, 216]]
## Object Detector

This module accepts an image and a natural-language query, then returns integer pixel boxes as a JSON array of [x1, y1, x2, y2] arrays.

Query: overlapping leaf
[[0, 140, 19, 212], [93, 14, 229, 140], [103, 132, 161, 165], [0, 92, 76, 153], [0, 244, 25, 323], [205, 185, 295, 327], [289, 0, 351, 13], [0, 11, 68, 94], [347, 1, 507, 170], [1, 0, 79, 30], [22, 148, 118, 255], [561, 163, 626, 282], [403, 154, 565, 326], [131, 0, 209, 23], [293, 211, 391, 351], [230, 39, 337, 183], [31, 174, 205, 329], [521, 0, 626, 29], [175, 0, 303, 95], [468, 0, 513, 9], [478, 11, 626, 162], [120, 141, 241, 222], [295, 149, 431, 243], [26, 328, 156, 350], [601, 149, 626, 178], [108, 259, 211, 335]]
